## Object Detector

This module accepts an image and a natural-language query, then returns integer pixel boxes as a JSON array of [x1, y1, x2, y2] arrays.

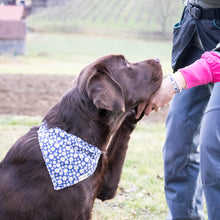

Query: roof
[[0, 5, 24, 21]]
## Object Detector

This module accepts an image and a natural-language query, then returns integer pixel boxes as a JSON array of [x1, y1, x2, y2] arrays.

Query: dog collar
[[38, 122, 102, 190]]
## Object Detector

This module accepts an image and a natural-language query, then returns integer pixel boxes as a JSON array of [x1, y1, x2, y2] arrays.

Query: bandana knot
[[38, 122, 102, 190]]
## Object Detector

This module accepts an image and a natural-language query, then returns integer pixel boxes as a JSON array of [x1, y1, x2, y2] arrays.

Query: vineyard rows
[[29, 0, 183, 36]]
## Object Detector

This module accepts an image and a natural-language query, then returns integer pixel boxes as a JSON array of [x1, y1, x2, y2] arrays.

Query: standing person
[[136, 44, 220, 219], [154, 1, 220, 219]]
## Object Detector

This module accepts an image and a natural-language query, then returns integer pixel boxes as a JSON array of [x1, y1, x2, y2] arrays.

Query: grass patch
[[0, 115, 167, 219], [93, 121, 167, 219], [0, 115, 42, 126], [0, 33, 173, 75], [0, 116, 42, 159]]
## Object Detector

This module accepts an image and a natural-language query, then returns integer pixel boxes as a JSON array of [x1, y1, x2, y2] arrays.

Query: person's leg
[[164, 85, 211, 220], [200, 82, 220, 220], [164, 46, 212, 220]]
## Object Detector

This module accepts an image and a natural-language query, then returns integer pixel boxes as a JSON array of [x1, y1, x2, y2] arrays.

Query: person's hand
[[145, 77, 176, 115], [136, 77, 175, 118], [135, 72, 187, 118]]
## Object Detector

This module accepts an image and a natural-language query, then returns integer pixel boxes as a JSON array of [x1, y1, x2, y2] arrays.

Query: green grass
[[0, 33, 173, 75], [93, 122, 167, 219], [0, 115, 167, 219], [0, 115, 42, 158]]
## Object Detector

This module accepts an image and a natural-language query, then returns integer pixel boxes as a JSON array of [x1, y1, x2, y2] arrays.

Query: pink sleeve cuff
[[178, 52, 220, 89]]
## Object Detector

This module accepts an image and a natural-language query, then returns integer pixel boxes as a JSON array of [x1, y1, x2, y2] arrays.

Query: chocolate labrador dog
[[0, 55, 162, 220]]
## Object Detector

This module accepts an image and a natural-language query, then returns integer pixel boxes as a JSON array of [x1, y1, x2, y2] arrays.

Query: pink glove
[[178, 52, 220, 89]]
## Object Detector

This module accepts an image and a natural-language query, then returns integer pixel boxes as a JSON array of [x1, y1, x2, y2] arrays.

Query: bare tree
[[31, 0, 47, 7], [31, 0, 66, 7], [148, 0, 183, 35]]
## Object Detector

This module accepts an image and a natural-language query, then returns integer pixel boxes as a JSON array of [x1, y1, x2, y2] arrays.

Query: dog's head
[[75, 55, 162, 114]]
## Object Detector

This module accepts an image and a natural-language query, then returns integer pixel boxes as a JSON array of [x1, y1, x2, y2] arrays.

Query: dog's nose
[[153, 58, 160, 63]]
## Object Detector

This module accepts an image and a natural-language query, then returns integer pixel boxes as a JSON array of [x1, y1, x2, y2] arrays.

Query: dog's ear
[[86, 63, 125, 112]]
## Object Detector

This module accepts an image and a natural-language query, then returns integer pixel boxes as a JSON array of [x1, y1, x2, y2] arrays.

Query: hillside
[[27, 0, 184, 39]]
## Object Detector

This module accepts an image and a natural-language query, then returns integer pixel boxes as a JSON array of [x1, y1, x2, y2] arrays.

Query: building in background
[[0, 5, 26, 54]]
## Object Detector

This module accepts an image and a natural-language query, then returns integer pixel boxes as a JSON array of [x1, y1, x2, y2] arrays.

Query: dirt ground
[[0, 74, 168, 123]]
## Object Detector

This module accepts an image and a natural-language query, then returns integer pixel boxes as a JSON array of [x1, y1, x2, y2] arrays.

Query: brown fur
[[0, 55, 162, 220]]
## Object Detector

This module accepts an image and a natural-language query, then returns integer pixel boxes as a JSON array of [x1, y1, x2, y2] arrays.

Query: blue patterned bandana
[[38, 122, 102, 190]]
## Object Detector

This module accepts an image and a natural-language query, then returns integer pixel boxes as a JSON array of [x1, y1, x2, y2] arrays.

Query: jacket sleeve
[[178, 44, 220, 89]]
